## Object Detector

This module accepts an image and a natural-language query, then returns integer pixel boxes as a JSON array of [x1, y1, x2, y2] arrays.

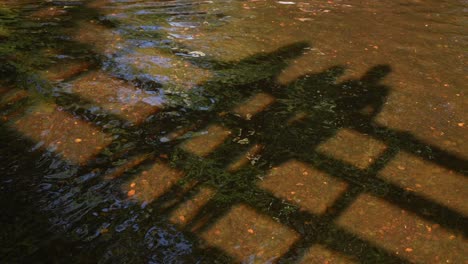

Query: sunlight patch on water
[[169, 186, 215, 227], [317, 129, 388, 170], [11, 102, 112, 164], [298, 244, 357, 264], [337, 194, 468, 264], [123, 162, 184, 203], [180, 124, 232, 157], [114, 48, 212, 91], [201, 204, 300, 263], [260, 159, 348, 215], [227, 144, 263, 172], [71, 71, 162, 124], [232, 92, 276, 120], [379, 152, 468, 217]]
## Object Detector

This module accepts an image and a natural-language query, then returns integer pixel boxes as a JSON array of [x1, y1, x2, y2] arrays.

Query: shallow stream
[[0, 0, 467, 263]]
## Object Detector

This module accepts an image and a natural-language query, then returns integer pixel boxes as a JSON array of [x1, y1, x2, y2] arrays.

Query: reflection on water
[[0, 0, 467, 263]]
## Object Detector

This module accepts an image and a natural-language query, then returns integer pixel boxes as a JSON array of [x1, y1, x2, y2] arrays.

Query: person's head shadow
[[254, 62, 391, 149], [278, 64, 391, 126], [337, 64, 392, 121]]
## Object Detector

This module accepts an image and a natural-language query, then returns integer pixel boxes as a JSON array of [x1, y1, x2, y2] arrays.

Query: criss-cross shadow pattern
[[1, 1, 467, 263]]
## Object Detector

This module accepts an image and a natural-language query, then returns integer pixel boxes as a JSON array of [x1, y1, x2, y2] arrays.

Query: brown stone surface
[[201, 204, 299, 263], [337, 194, 468, 264], [379, 151, 468, 216], [260, 160, 348, 215]]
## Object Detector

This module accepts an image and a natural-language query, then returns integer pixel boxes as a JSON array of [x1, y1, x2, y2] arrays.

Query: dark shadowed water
[[0, 0, 467, 263]]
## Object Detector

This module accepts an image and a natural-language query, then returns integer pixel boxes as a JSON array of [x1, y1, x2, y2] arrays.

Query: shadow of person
[[253, 64, 391, 163], [337, 64, 391, 123], [2, 1, 466, 263]]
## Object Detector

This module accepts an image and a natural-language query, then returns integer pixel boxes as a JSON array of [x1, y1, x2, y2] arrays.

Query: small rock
[[188, 51, 205, 57]]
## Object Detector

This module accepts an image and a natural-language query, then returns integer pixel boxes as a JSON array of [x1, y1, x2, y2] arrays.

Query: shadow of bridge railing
[[1, 0, 467, 263], [156, 59, 467, 263]]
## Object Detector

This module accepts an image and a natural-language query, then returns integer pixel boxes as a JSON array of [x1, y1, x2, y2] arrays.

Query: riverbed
[[0, 0, 467, 263]]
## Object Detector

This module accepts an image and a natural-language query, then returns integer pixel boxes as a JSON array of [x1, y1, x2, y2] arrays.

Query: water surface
[[1, 0, 467, 263]]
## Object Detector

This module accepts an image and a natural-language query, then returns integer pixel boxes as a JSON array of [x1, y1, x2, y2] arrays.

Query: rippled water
[[1, 0, 467, 263]]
